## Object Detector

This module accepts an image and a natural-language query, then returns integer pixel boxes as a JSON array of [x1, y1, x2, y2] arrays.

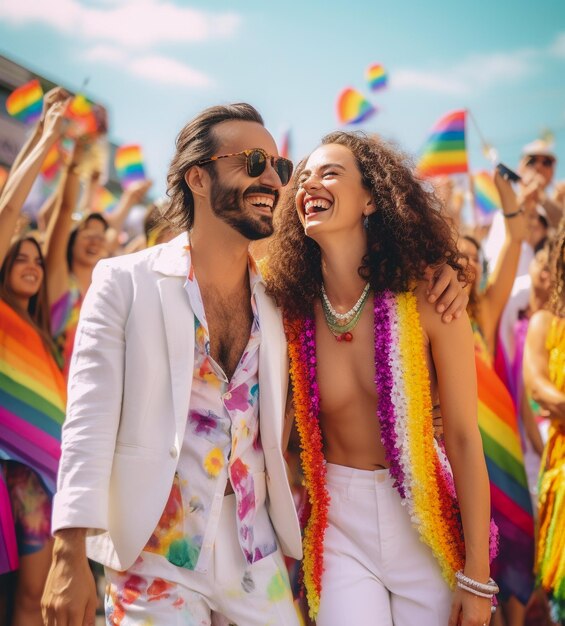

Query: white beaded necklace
[[320, 282, 371, 321]]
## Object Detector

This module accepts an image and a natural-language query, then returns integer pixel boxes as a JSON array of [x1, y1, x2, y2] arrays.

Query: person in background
[[0, 94, 68, 626], [523, 227, 565, 626]]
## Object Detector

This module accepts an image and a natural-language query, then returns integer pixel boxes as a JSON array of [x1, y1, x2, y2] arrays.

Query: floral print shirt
[[144, 244, 277, 573]]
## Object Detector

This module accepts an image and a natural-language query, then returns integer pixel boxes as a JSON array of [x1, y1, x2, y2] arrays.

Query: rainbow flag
[[115, 144, 146, 189], [0, 300, 66, 573], [417, 109, 468, 177], [366, 63, 388, 91], [65, 94, 98, 137], [336, 87, 377, 125], [473, 171, 501, 223], [93, 186, 118, 213], [475, 332, 535, 604], [6, 79, 43, 124]]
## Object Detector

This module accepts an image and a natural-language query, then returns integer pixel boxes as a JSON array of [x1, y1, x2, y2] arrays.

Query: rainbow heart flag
[[417, 109, 468, 177], [366, 63, 388, 91], [6, 79, 43, 124], [473, 171, 501, 225], [336, 87, 377, 125], [474, 332, 535, 604], [115, 144, 146, 189], [0, 300, 66, 573]]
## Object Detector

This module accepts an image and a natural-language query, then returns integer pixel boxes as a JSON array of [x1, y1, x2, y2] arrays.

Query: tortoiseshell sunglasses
[[196, 148, 294, 186]]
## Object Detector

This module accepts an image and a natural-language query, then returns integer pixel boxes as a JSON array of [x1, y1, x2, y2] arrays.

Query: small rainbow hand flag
[[366, 63, 388, 91], [6, 79, 43, 124], [417, 109, 468, 177], [279, 129, 291, 159], [115, 144, 146, 189], [473, 171, 501, 222], [65, 94, 98, 137], [336, 88, 377, 125], [93, 187, 118, 213]]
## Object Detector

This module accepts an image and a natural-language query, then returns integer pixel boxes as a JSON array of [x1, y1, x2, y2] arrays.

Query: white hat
[[521, 139, 557, 161]]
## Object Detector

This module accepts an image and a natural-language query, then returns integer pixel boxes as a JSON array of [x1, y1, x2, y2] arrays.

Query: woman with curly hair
[[266, 131, 497, 626], [523, 228, 565, 625]]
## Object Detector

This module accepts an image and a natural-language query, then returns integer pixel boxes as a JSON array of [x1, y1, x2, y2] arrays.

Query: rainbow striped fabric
[[417, 109, 468, 177], [0, 300, 66, 573], [474, 329, 535, 604], [6, 79, 43, 124]]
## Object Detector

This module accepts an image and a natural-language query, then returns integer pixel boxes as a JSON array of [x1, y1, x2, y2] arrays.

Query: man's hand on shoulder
[[424, 263, 468, 323], [41, 528, 98, 626]]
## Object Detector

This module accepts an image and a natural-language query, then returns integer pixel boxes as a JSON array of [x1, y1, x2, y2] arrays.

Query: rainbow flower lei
[[287, 290, 498, 619]]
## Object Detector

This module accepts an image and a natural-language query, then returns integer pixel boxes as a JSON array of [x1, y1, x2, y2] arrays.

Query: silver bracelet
[[455, 570, 499, 595], [457, 581, 494, 599]]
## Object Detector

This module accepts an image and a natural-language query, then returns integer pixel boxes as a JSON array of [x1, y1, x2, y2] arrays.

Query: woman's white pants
[[316, 463, 453, 626]]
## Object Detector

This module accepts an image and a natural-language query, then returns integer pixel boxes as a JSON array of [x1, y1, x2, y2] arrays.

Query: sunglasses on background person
[[196, 148, 294, 186], [525, 155, 555, 168]]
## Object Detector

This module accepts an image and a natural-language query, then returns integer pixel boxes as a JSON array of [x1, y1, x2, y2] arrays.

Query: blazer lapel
[[255, 284, 288, 449], [154, 233, 194, 440]]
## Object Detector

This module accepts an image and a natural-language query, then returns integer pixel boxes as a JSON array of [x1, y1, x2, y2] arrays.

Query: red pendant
[[335, 332, 353, 342]]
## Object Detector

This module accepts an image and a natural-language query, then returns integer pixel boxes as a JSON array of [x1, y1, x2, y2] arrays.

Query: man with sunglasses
[[42, 103, 467, 626]]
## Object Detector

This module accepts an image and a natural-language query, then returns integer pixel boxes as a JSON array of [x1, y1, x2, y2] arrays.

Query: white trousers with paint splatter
[[316, 463, 453, 626], [105, 494, 300, 626]]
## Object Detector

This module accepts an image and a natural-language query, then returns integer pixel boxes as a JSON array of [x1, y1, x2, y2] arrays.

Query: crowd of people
[[0, 85, 563, 626]]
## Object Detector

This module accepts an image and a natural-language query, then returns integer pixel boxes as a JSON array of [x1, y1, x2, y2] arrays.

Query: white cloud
[[393, 48, 539, 96], [128, 54, 212, 87], [82, 44, 127, 64], [391, 70, 467, 96], [81, 44, 212, 87], [549, 32, 565, 58], [0, 0, 241, 48]]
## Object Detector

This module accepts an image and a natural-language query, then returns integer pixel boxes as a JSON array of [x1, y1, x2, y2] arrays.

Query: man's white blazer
[[52, 233, 303, 570]]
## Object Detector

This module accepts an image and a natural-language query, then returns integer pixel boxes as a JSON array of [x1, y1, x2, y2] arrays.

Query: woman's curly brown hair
[[265, 131, 469, 319]]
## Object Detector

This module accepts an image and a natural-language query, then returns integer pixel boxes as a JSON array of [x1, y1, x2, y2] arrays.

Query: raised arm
[[0, 98, 68, 267], [419, 287, 492, 626], [5, 87, 70, 178], [523, 310, 565, 421], [44, 140, 87, 305], [480, 172, 527, 344]]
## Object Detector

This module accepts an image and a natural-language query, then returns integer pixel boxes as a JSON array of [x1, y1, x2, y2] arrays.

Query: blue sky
[[1, 0, 565, 195]]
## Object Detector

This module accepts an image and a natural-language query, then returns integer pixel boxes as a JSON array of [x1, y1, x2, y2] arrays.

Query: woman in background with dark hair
[[0, 97, 67, 626], [267, 131, 496, 626]]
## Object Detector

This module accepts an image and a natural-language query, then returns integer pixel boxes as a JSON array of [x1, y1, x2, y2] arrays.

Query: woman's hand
[[448, 587, 493, 626]]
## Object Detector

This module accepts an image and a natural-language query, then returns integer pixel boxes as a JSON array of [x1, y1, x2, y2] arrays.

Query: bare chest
[[314, 303, 376, 411], [202, 291, 253, 381]]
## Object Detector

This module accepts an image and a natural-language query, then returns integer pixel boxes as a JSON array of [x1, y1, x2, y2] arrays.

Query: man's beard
[[210, 181, 276, 241]]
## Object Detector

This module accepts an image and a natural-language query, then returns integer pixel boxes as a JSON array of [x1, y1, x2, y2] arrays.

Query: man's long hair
[[164, 103, 264, 231], [266, 131, 468, 319]]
